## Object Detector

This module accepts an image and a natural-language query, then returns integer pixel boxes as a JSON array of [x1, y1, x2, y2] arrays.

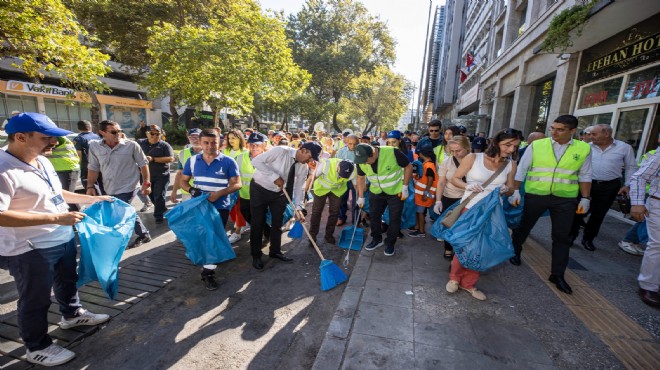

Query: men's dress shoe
[[509, 255, 521, 266], [549, 275, 572, 294], [639, 288, 660, 308], [324, 235, 337, 245], [582, 239, 596, 251], [252, 257, 264, 270], [269, 253, 293, 262]]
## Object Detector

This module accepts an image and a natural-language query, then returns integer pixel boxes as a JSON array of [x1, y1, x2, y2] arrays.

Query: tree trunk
[[169, 96, 179, 128], [332, 90, 341, 133]]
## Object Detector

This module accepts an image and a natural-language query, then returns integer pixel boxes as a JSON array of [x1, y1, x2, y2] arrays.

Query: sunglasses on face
[[148, 131, 160, 135], [428, 129, 439, 133], [108, 130, 123, 135]]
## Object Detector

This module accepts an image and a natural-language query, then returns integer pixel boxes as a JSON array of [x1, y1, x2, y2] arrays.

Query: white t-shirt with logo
[[0, 150, 74, 256]]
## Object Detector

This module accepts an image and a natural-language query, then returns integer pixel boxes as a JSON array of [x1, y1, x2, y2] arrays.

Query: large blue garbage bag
[[165, 194, 236, 266], [383, 182, 416, 229], [429, 201, 460, 240], [501, 182, 549, 229], [77, 199, 136, 300], [441, 189, 515, 272]]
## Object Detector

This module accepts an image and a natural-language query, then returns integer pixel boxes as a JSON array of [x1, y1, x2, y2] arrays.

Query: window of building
[[622, 64, 660, 102], [615, 109, 648, 153], [577, 113, 613, 133], [530, 78, 554, 133], [0, 94, 38, 123], [577, 77, 623, 109], [44, 98, 92, 132]]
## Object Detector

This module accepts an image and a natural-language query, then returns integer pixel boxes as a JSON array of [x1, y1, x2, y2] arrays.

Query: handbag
[[441, 158, 509, 228]]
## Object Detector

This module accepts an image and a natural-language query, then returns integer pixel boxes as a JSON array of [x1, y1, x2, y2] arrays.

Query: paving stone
[[470, 318, 554, 365], [414, 343, 513, 370], [342, 333, 413, 370], [352, 302, 413, 342], [361, 279, 412, 308], [412, 266, 446, 286], [312, 335, 345, 370], [367, 262, 412, 284], [413, 316, 478, 350]]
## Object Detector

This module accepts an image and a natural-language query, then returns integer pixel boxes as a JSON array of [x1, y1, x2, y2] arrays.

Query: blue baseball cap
[[338, 160, 354, 179], [188, 128, 202, 136], [387, 130, 402, 140], [5, 113, 72, 136], [247, 132, 268, 144]]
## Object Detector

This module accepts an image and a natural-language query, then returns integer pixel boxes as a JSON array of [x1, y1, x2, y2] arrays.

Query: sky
[[258, 0, 444, 91]]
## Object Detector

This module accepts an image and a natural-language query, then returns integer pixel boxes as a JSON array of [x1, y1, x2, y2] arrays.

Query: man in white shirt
[[0, 113, 112, 366], [570, 124, 637, 251], [249, 141, 322, 269]]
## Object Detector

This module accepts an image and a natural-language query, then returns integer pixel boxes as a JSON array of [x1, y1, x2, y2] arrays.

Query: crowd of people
[[0, 112, 658, 366]]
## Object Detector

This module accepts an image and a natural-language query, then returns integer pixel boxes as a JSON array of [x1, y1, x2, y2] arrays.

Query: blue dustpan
[[338, 226, 363, 250]]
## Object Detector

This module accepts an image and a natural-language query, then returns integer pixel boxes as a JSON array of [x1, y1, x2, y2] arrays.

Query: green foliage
[[0, 0, 110, 91], [540, 0, 597, 53], [341, 66, 411, 134], [163, 120, 188, 146], [286, 0, 396, 132]]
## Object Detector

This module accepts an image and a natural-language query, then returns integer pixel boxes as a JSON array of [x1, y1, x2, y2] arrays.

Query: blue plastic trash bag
[[501, 182, 549, 229], [77, 199, 136, 300], [383, 182, 416, 229], [266, 204, 294, 226], [288, 221, 303, 238], [441, 189, 515, 272], [430, 201, 460, 240], [165, 194, 236, 266]]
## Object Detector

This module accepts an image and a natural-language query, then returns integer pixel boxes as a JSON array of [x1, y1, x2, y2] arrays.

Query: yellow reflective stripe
[[530, 167, 577, 175], [317, 177, 341, 189], [527, 176, 577, 185]]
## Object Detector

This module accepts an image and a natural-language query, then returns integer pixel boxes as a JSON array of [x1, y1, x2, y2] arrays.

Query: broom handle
[[282, 188, 326, 261], [343, 207, 362, 267]]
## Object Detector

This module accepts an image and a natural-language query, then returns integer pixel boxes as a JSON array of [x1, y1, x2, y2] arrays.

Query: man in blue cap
[[249, 141, 322, 269], [0, 113, 113, 366]]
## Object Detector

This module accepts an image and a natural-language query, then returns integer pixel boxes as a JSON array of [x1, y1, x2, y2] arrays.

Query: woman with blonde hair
[[434, 135, 471, 258]]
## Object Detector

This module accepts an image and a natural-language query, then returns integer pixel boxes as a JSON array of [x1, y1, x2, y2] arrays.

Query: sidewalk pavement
[[312, 213, 658, 370]]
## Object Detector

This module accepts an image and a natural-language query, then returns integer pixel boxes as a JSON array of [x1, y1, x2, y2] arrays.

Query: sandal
[[443, 250, 454, 259]]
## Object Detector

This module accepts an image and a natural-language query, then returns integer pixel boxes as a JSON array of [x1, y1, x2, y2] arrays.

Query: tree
[[287, 0, 396, 132], [341, 66, 411, 135], [142, 0, 309, 128], [0, 0, 110, 91]]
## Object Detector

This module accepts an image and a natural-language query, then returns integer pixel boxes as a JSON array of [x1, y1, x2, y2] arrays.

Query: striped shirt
[[183, 153, 239, 210], [630, 152, 659, 206]]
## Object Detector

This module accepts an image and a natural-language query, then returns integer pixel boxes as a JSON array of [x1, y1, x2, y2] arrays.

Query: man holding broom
[[249, 141, 322, 270]]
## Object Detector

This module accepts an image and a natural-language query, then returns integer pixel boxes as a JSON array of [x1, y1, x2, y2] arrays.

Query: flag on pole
[[460, 68, 468, 83]]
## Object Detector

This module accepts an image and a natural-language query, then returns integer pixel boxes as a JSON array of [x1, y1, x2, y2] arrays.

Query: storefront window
[[615, 109, 648, 153], [530, 78, 554, 133], [1, 94, 38, 122], [577, 113, 613, 133], [44, 98, 91, 132], [105, 105, 146, 137], [578, 77, 622, 109], [623, 64, 660, 102]]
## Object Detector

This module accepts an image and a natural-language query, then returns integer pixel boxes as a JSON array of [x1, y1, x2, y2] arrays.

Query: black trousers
[[249, 182, 287, 258], [570, 179, 620, 241], [310, 190, 342, 240], [511, 194, 577, 276], [369, 191, 404, 247], [148, 174, 170, 220], [239, 196, 271, 239], [440, 195, 461, 251]]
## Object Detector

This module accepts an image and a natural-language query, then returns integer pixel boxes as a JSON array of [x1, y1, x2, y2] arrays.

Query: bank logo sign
[[7, 80, 76, 97]]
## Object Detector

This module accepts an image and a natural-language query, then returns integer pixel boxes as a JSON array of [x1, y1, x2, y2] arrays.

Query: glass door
[[613, 105, 655, 160]]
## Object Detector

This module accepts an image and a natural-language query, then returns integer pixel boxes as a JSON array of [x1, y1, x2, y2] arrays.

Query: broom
[[282, 188, 348, 291], [342, 207, 362, 267]]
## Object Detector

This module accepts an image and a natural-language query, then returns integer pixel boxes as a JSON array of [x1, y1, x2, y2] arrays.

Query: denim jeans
[[148, 174, 170, 220], [624, 220, 649, 244], [0, 239, 82, 351], [113, 190, 150, 237]]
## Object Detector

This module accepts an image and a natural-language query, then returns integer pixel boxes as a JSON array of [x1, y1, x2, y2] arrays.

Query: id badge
[[51, 194, 69, 213]]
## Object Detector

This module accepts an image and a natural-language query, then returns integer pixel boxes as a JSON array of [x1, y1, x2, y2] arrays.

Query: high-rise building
[[420, 6, 446, 124]]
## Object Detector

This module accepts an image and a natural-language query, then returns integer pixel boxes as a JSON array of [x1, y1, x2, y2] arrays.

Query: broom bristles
[[320, 259, 348, 291]]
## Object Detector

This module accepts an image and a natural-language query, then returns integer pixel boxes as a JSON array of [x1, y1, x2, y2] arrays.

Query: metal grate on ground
[[0, 244, 194, 369]]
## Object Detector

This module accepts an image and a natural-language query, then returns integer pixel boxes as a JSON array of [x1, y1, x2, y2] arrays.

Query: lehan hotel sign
[[0, 80, 90, 101], [578, 14, 660, 86]]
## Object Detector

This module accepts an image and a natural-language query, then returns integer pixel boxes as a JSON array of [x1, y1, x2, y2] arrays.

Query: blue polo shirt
[[183, 153, 239, 210]]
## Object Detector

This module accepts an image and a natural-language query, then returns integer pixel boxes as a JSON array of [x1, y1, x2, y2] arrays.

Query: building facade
[[434, 0, 660, 160], [420, 5, 446, 124]]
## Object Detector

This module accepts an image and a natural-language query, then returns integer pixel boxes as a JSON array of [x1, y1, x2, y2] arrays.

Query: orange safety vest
[[414, 161, 437, 207]]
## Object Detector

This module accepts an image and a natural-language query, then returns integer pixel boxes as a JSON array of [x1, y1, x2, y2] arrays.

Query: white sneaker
[[618, 241, 645, 256], [59, 308, 110, 330], [228, 233, 242, 244], [139, 203, 153, 212], [446, 280, 459, 293], [241, 226, 251, 235], [27, 343, 75, 366]]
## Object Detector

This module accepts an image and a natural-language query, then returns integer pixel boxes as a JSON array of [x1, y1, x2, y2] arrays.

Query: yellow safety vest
[[358, 146, 403, 195], [525, 138, 590, 198], [313, 158, 351, 197], [433, 145, 446, 163], [48, 137, 80, 172], [236, 151, 255, 200]]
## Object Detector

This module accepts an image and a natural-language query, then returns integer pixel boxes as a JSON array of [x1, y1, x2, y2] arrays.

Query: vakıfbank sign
[[6, 80, 76, 97]]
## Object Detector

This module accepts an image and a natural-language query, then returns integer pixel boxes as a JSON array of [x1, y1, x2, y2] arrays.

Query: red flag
[[460, 68, 467, 83], [466, 52, 474, 68]]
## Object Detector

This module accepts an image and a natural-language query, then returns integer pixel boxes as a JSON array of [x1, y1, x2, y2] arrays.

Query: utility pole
[[416, 0, 433, 131], [409, 83, 416, 130]]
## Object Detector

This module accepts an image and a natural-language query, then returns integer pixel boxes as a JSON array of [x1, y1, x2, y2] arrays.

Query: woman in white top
[[434, 136, 471, 259], [447, 128, 522, 301]]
